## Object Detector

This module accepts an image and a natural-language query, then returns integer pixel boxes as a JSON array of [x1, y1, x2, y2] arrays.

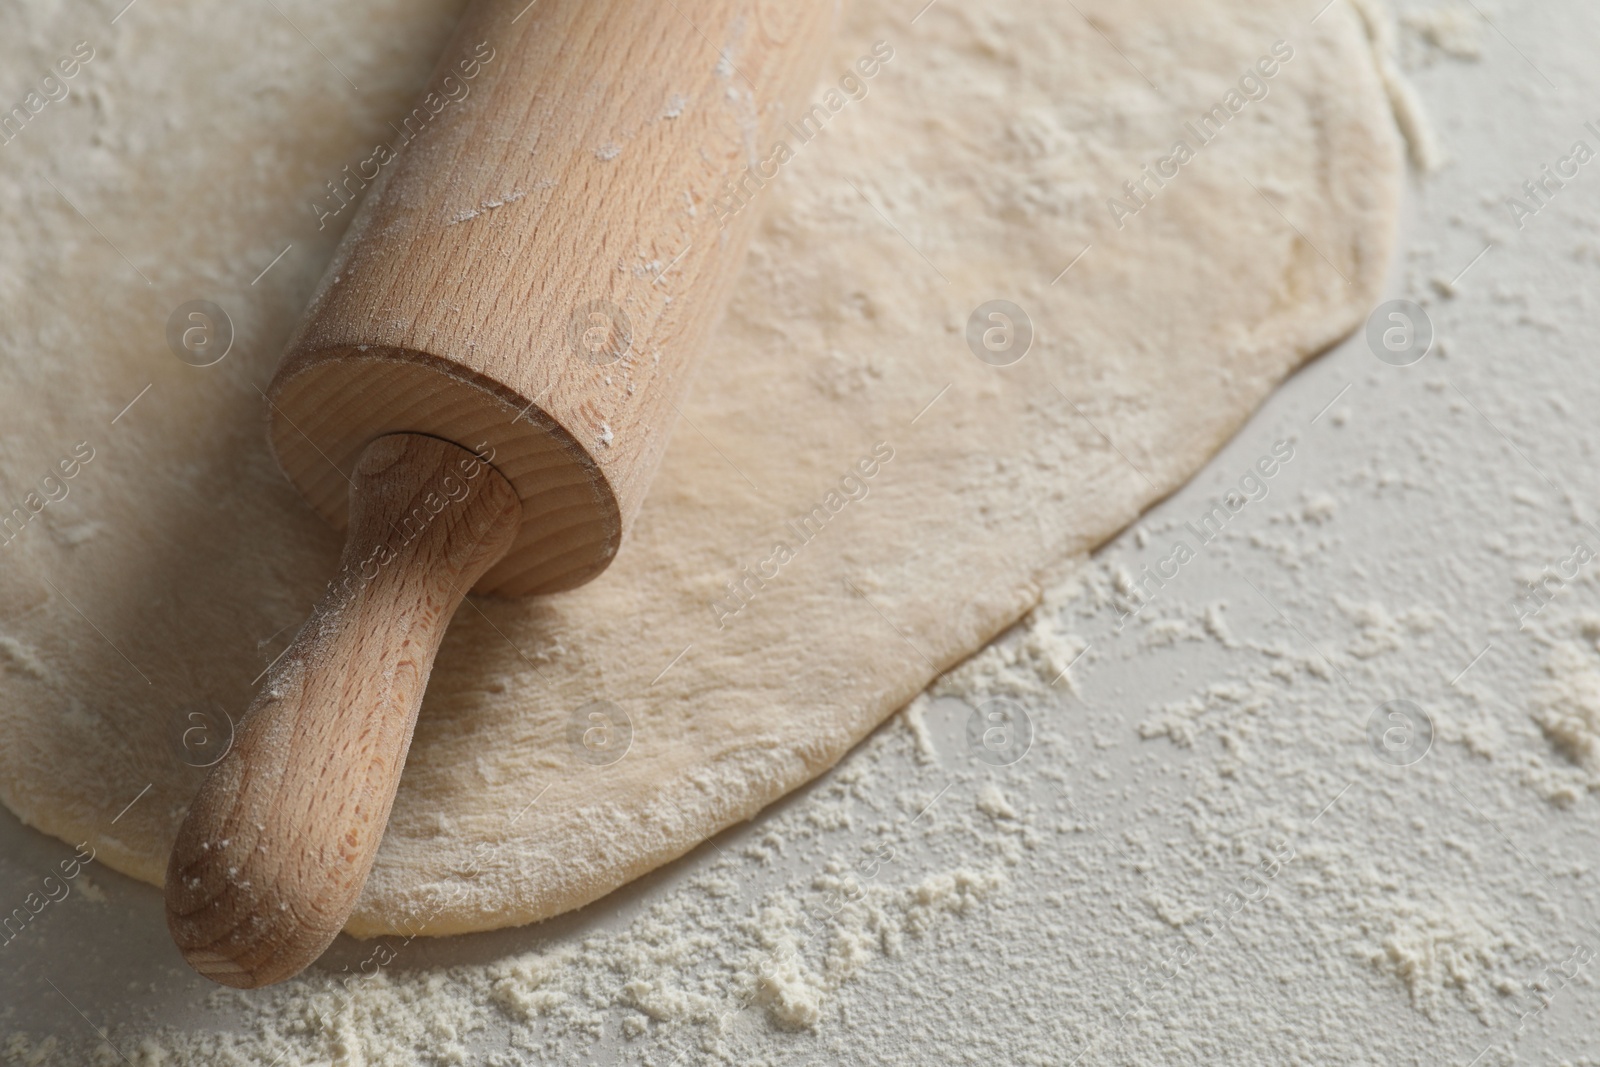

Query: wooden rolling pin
[[165, 0, 835, 988]]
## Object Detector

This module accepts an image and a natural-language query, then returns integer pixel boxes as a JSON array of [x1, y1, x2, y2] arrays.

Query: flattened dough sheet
[[0, 0, 1400, 935]]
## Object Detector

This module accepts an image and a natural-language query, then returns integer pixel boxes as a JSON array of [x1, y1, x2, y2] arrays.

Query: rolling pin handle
[[164, 433, 520, 988]]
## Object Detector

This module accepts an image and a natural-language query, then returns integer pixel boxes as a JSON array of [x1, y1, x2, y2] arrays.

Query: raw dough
[[0, 0, 1400, 935]]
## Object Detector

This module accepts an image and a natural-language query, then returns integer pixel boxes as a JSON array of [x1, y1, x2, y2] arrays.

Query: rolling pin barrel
[[270, 0, 835, 596], [166, 0, 835, 987]]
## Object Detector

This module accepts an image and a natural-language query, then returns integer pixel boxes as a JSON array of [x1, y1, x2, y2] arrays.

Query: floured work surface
[[0, 0, 1400, 935]]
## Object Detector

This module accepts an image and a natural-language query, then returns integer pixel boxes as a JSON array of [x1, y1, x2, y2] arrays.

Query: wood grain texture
[[269, 0, 838, 596], [164, 434, 520, 987]]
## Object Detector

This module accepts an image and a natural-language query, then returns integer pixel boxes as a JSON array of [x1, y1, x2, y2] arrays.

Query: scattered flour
[[1402, 3, 1486, 61], [447, 190, 528, 226], [0, 638, 47, 681]]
